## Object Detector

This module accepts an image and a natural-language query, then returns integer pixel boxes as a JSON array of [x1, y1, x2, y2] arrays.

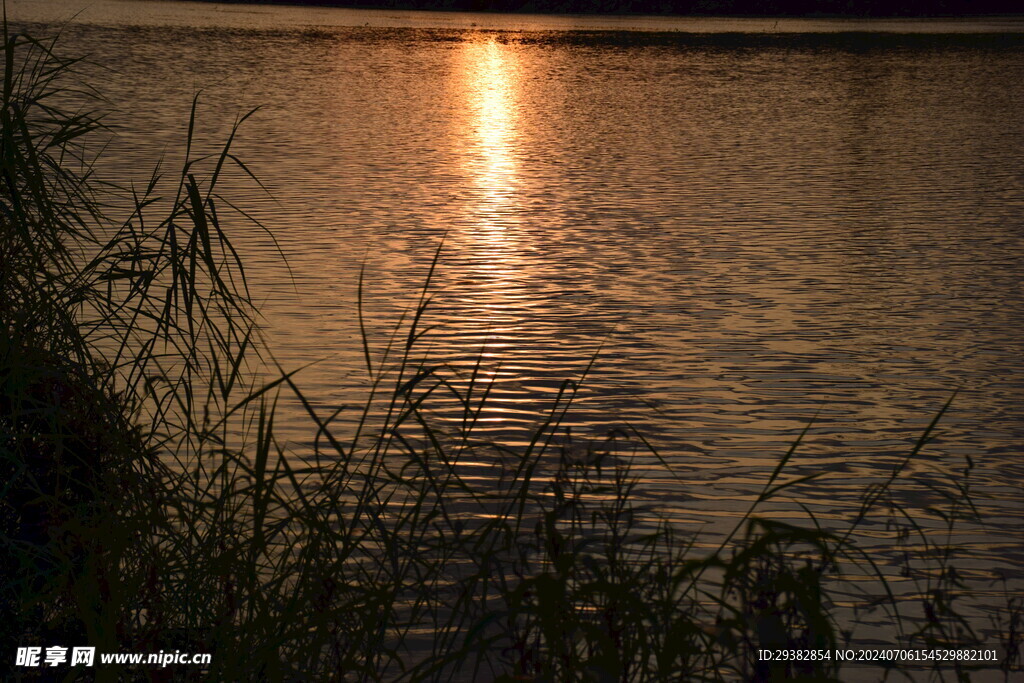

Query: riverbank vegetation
[[1, 26, 1019, 681]]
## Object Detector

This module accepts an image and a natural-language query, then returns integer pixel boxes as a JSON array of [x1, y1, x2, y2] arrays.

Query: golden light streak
[[458, 38, 521, 236]]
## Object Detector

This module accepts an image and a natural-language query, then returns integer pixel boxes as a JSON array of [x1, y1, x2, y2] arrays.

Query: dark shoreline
[[18, 19, 1024, 51], [181, 0, 1024, 19]]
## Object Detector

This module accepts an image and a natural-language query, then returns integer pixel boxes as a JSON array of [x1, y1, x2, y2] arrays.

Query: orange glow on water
[[457, 38, 522, 236]]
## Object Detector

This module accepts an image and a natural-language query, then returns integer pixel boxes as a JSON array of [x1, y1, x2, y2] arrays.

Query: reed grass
[[1, 25, 1020, 681]]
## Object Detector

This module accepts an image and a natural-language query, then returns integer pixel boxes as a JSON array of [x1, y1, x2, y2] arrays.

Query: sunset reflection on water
[[459, 37, 521, 234], [44, 7, 1023, 582], [441, 37, 540, 430]]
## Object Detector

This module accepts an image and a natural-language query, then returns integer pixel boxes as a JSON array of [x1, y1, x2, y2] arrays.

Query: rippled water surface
[[12, 0, 1024, 594]]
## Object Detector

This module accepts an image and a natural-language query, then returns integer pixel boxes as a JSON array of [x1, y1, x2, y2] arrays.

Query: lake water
[[10, 0, 1024, 630]]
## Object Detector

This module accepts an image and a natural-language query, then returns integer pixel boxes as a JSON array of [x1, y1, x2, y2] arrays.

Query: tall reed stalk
[[1, 25, 1019, 681]]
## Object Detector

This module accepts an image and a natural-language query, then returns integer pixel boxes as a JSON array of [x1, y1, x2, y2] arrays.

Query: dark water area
[[10, 0, 1024, 633]]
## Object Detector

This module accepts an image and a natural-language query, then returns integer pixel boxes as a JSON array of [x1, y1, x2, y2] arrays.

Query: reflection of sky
[[47, 5, 1023, 577]]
